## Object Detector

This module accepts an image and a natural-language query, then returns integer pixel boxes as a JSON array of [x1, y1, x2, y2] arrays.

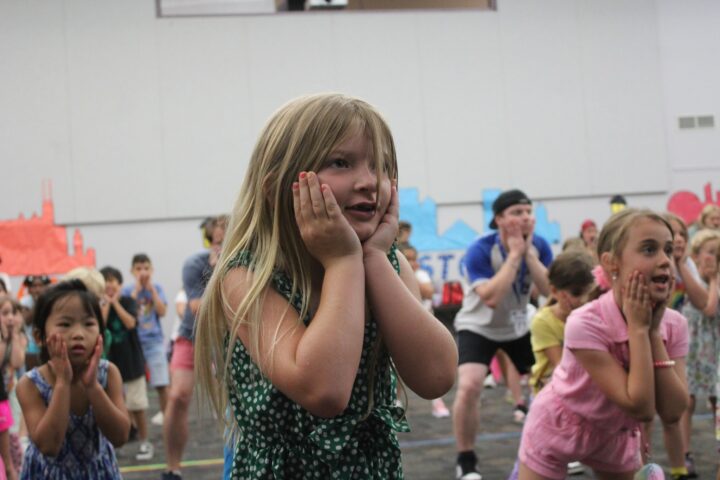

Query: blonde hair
[[699, 204, 720, 228], [588, 208, 672, 300], [64, 267, 106, 297], [663, 212, 689, 241], [194, 93, 398, 429], [689, 229, 720, 260]]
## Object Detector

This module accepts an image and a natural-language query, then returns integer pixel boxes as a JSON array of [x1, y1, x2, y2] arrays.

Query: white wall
[[2, 0, 719, 294]]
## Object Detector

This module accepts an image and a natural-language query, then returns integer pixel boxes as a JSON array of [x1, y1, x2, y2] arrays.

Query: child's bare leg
[[0, 431, 17, 480], [498, 350, 525, 406], [157, 385, 168, 413], [681, 395, 695, 452], [662, 419, 686, 469], [594, 470, 633, 480], [130, 410, 148, 442], [518, 461, 552, 480]]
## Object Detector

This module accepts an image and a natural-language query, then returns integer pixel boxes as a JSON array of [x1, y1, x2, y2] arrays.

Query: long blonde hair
[[194, 93, 398, 427]]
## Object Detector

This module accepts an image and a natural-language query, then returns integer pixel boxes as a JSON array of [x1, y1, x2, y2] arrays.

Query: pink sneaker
[[431, 398, 450, 418]]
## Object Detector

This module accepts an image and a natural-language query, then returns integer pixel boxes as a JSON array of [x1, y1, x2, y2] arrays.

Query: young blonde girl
[[679, 228, 720, 476], [518, 209, 689, 480], [194, 93, 457, 478], [0, 296, 25, 480], [16, 280, 130, 479]]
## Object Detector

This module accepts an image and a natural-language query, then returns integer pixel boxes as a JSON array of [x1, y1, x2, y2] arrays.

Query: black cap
[[489, 189, 532, 229]]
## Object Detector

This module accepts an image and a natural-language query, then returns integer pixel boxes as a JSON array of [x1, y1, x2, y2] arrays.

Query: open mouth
[[650, 274, 670, 286], [346, 202, 376, 213]]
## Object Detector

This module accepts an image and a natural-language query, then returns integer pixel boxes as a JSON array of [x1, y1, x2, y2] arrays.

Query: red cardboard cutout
[[0, 182, 95, 276], [667, 182, 720, 226]]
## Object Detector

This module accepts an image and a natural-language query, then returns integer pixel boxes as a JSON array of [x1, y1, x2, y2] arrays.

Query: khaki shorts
[[124, 376, 149, 411]]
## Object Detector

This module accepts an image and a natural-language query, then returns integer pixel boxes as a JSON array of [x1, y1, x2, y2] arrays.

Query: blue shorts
[[141, 341, 170, 388]]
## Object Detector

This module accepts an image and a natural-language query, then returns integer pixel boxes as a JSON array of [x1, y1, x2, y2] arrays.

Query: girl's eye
[[328, 158, 350, 169]]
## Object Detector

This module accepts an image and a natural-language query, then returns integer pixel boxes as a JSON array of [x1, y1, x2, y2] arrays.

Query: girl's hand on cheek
[[650, 275, 673, 332], [622, 271, 652, 331], [293, 172, 361, 267], [362, 182, 398, 256], [48, 333, 73, 385], [81, 336, 103, 389]]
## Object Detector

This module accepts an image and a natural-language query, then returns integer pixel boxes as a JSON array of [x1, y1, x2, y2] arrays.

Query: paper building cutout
[[0, 182, 95, 276], [399, 188, 477, 251], [667, 182, 720, 226]]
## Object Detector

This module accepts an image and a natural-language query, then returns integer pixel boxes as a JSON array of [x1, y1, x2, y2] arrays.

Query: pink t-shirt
[[549, 290, 689, 430]]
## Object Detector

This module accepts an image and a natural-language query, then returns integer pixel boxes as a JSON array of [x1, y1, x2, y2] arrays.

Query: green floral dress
[[226, 248, 409, 479]]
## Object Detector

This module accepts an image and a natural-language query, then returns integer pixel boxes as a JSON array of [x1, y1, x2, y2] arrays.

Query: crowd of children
[[2, 94, 720, 479]]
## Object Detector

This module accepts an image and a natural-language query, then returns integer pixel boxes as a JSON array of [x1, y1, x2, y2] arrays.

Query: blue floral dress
[[20, 360, 122, 480], [226, 248, 409, 479]]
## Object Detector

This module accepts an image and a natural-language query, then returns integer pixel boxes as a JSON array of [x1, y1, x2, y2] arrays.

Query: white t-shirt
[[414, 269, 434, 312]]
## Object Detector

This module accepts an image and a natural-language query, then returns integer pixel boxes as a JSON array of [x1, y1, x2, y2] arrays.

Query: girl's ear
[[32, 328, 44, 348], [599, 252, 618, 280]]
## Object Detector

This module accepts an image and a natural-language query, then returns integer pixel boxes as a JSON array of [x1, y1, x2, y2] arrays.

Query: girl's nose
[[355, 164, 377, 191]]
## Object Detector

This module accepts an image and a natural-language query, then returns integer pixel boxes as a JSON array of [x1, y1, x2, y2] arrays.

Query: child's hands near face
[[80, 336, 103, 389], [362, 182, 399, 256], [650, 275, 674, 332], [293, 172, 361, 267], [47, 333, 73, 385], [621, 271, 652, 331]]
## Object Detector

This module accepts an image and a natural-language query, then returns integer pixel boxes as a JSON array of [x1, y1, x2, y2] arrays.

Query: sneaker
[[512, 404, 528, 424], [455, 465, 482, 480], [136, 441, 154, 461], [161, 471, 182, 480], [456, 452, 482, 480], [151, 411, 164, 426], [483, 375, 496, 389], [671, 475, 691, 480], [567, 461, 584, 475], [684, 453, 698, 478], [431, 399, 450, 418]]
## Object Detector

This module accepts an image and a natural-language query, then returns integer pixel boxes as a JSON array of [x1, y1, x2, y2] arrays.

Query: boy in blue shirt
[[123, 254, 169, 426]]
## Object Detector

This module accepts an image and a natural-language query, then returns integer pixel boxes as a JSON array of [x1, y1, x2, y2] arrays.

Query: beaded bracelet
[[653, 360, 676, 368]]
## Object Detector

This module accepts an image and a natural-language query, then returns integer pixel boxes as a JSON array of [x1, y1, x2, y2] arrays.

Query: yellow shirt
[[529, 306, 565, 394]]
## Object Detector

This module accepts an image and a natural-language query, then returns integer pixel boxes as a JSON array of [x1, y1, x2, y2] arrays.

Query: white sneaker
[[483, 375, 496, 389], [136, 441, 154, 461], [455, 465, 482, 480], [431, 398, 450, 418], [151, 411, 164, 426], [567, 461, 584, 475]]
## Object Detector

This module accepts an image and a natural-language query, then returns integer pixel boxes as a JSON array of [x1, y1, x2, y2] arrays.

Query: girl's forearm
[[9, 336, 25, 369], [32, 381, 71, 456], [293, 256, 366, 408], [364, 251, 457, 400], [86, 383, 130, 447], [650, 334, 688, 422], [626, 328, 656, 420], [702, 277, 719, 317]]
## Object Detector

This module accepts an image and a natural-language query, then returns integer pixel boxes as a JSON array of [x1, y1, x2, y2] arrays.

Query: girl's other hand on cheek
[[650, 275, 673, 331], [362, 181, 398, 257], [81, 336, 103, 389], [293, 172, 361, 267]]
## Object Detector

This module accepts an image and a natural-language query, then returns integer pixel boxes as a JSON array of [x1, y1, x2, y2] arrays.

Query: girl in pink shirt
[[518, 209, 689, 480]]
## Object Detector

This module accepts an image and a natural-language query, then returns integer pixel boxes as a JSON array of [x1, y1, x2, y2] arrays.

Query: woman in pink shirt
[[518, 209, 689, 480]]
